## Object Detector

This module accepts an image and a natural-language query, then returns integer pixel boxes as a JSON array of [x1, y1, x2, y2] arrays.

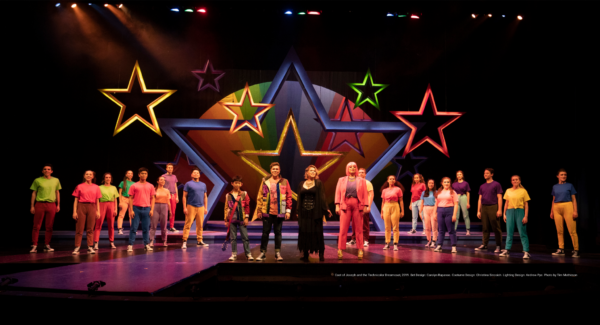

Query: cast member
[[475, 168, 503, 252], [224, 176, 252, 261], [163, 163, 179, 233], [409, 174, 426, 234], [253, 162, 292, 261], [182, 167, 209, 249], [501, 175, 531, 259], [550, 169, 579, 257], [94, 173, 119, 250], [434, 177, 459, 253], [127, 168, 155, 252], [419, 179, 438, 248], [335, 162, 369, 260], [72, 170, 101, 255], [349, 168, 374, 247], [150, 176, 171, 247], [117, 170, 134, 235], [30, 164, 61, 253], [452, 170, 471, 235], [380, 175, 404, 251]]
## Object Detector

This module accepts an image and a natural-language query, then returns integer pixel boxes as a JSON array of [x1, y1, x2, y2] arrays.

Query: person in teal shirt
[[117, 170, 135, 234]]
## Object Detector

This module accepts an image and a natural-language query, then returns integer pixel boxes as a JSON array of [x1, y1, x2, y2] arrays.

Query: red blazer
[[335, 176, 368, 210]]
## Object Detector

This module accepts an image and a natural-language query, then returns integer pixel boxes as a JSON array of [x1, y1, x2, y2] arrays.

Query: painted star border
[[191, 60, 225, 92], [219, 83, 274, 138], [347, 69, 389, 111]]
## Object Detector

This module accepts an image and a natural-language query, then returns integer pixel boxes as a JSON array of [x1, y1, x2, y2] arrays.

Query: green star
[[347, 69, 389, 110]]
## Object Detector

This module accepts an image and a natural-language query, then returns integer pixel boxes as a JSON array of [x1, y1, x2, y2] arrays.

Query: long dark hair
[[453, 170, 465, 183], [423, 179, 437, 198], [122, 170, 133, 194], [81, 170, 96, 184], [155, 176, 165, 190], [380, 175, 405, 192]]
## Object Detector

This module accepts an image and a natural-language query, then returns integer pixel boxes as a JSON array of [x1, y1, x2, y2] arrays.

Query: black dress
[[297, 180, 329, 254]]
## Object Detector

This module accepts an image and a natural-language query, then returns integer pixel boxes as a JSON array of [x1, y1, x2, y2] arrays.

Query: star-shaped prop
[[219, 83, 275, 138], [348, 69, 389, 110], [327, 98, 370, 157], [233, 109, 347, 201], [99, 61, 176, 137], [391, 84, 464, 157], [392, 153, 428, 181], [191, 60, 225, 92]]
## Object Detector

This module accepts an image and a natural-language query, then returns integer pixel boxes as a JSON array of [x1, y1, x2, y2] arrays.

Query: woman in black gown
[[297, 165, 332, 262]]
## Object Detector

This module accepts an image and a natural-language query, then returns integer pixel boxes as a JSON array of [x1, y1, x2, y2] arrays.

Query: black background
[[4, 1, 597, 251]]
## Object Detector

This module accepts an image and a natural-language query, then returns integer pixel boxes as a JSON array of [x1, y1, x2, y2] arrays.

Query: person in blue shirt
[[419, 179, 438, 248], [550, 168, 579, 257], [181, 167, 209, 249]]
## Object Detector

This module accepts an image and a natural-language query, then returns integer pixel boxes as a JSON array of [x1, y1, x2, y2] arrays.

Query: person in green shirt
[[29, 164, 61, 253], [117, 170, 135, 235], [94, 173, 120, 250]]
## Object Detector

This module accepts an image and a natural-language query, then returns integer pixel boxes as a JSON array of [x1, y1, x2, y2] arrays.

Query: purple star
[[391, 152, 428, 181], [191, 60, 225, 92], [327, 98, 371, 157]]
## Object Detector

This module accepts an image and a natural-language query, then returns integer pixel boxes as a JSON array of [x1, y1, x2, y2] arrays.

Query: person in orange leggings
[[380, 175, 404, 251], [550, 168, 580, 258], [117, 170, 134, 235], [419, 179, 438, 248]]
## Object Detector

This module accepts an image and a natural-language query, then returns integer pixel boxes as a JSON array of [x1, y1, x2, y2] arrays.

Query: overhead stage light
[[285, 10, 292, 15], [387, 13, 395, 17], [171, 8, 179, 12], [398, 13, 407, 18], [118, 4, 123, 8], [488, 14, 492, 17], [307, 11, 321, 15], [471, 13, 478, 18], [517, 15, 523, 20], [410, 14, 420, 19], [88, 3, 92, 5], [502, 15, 505, 18], [185, 9, 193, 12], [104, 4, 108, 7], [55, 3, 60, 7], [71, 4, 77, 8], [197, 8, 206, 13], [298, 12, 306, 15]]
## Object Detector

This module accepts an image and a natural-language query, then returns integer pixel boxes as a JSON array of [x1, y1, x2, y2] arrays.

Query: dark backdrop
[[4, 1, 597, 251]]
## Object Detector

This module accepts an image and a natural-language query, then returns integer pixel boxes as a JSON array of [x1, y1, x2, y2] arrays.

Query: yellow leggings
[[553, 202, 579, 250], [382, 202, 401, 244]]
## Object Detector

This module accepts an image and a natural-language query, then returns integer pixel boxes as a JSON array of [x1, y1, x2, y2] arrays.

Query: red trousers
[[95, 201, 116, 242], [76, 203, 97, 247], [32, 202, 57, 246], [169, 195, 177, 228], [339, 198, 363, 249], [351, 212, 370, 242]]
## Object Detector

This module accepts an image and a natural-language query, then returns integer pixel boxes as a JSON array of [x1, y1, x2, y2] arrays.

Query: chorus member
[[408, 174, 426, 234], [182, 167, 209, 249], [150, 176, 171, 247], [72, 171, 101, 255], [475, 168, 503, 253], [434, 177, 459, 253], [349, 168, 374, 247], [127, 168, 155, 252], [253, 162, 292, 261], [297, 166, 332, 262], [162, 163, 179, 233], [380, 176, 404, 251], [224, 176, 252, 261], [452, 170, 471, 235], [501, 175, 531, 259], [335, 162, 369, 260], [94, 173, 119, 250], [117, 170, 135, 235], [29, 164, 61, 253], [550, 169, 579, 257], [419, 179, 438, 248]]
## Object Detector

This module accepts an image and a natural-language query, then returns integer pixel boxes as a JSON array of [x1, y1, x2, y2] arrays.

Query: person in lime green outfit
[[30, 164, 61, 253], [94, 173, 120, 250]]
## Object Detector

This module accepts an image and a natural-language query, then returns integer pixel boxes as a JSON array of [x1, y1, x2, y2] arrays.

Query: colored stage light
[[104, 4, 108, 7], [55, 3, 60, 7], [410, 14, 420, 19], [298, 12, 306, 15], [197, 8, 206, 13], [307, 11, 321, 15], [387, 13, 395, 17], [502, 15, 505, 18], [488, 14, 492, 17], [185, 9, 193, 12], [71, 4, 76, 8], [88, 3, 92, 5], [171, 8, 179, 12], [471, 13, 478, 18], [517, 15, 523, 20], [118, 4, 123, 8], [398, 14, 407, 17], [285, 10, 292, 15]]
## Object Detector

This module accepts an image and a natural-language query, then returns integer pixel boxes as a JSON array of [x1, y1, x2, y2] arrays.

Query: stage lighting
[[387, 13, 395, 17], [55, 3, 60, 7], [285, 10, 292, 15], [517, 15, 523, 20], [410, 14, 420, 19], [398, 13, 407, 18], [118, 4, 123, 8], [488, 14, 492, 17], [171, 8, 179, 12], [71, 3, 76, 8], [185, 9, 193, 12], [502, 15, 505, 18], [307, 11, 321, 15], [197, 8, 206, 13], [104, 4, 108, 7], [88, 3, 92, 5], [298, 12, 306, 15], [471, 13, 478, 18]]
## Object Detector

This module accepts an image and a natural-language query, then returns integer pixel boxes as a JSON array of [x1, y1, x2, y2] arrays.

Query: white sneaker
[[110, 242, 116, 249], [229, 254, 237, 261], [383, 243, 390, 250], [149, 240, 154, 247], [275, 252, 283, 261], [94, 242, 99, 250], [434, 245, 442, 252], [552, 249, 565, 256], [118, 228, 123, 235], [346, 239, 355, 245], [246, 254, 254, 261], [430, 241, 436, 248], [72, 247, 80, 255], [255, 252, 266, 261], [499, 249, 509, 257], [393, 244, 398, 251], [451, 247, 457, 253], [30, 245, 37, 253], [145, 244, 153, 251], [127, 245, 133, 252], [425, 241, 431, 247], [474, 245, 487, 251], [197, 240, 209, 247], [88, 247, 96, 254], [523, 252, 531, 259], [181, 242, 187, 249], [43, 245, 54, 252], [572, 250, 580, 258], [364, 241, 369, 247], [494, 247, 501, 253]]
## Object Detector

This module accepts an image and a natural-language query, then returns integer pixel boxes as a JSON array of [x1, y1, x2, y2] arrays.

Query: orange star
[[390, 84, 464, 157], [99, 61, 177, 136], [219, 83, 274, 138], [233, 109, 347, 200]]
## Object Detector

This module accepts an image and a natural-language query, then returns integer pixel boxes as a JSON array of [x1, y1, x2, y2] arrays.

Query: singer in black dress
[[297, 165, 331, 262]]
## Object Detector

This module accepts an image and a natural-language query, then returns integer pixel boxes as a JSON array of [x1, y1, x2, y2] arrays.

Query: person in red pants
[[29, 164, 62, 253], [72, 170, 102, 255], [335, 162, 369, 260], [162, 163, 179, 233], [94, 173, 119, 250], [349, 168, 374, 247]]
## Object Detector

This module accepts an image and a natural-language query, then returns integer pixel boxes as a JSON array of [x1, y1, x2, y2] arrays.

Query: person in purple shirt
[[452, 170, 471, 235], [475, 168, 503, 253], [162, 163, 179, 233]]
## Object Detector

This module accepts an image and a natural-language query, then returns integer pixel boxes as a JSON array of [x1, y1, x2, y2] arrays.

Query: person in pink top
[[127, 167, 156, 252], [71, 170, 102, 255], [409, 174, 426, 234], [335, 162, 369, 260], [434, 177, 460, 253], [380, 175, 404, 251]]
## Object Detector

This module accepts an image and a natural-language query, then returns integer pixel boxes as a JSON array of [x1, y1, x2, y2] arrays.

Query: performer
[[419, 179, 438, 248], [408, 174, 426, 234], [224, 176, 252, 261], [349, 168, 374, 247], [434, 177, 459, 253], [550, 169, 579, 257], [150, 176, 171, 247], [501, 175, 531, 259], [127, 168, 155, 252], [475, 168, 503, 253], [253, 162, 292, 261], [182, 167, 209, 249], [380, 175, 404, 251], [452, 170, 471, 235], [297, 165, 332, 262], [72, 170, 101, 255], [30, 164, 61, 253], [117, 170, 134, 235], [94, 173, 119, 250], [163, 163, 179, 233], [335, 162, 369, 260]]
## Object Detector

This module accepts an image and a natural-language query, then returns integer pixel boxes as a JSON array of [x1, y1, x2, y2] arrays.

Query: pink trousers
[[339, 198, 363, 249], [169, 195, 177, 228], [423, 206, 438, 242], [95, 201, 116, 242]]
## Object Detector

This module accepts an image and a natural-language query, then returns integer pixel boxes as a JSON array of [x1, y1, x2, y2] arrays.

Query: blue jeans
[[230, 222, 251, 255], [129, 206, 150, 245], [411, 200, 421, 230]]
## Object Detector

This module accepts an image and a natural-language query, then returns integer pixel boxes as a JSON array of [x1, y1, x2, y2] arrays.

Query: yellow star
[[233, 109, 347, 201], [98, 61, 177, 136]]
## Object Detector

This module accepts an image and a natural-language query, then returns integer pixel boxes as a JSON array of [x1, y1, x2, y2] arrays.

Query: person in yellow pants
[[380, 175, 404, 251], [550, 168, 579, 258], [181, 167, 209, 249]]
